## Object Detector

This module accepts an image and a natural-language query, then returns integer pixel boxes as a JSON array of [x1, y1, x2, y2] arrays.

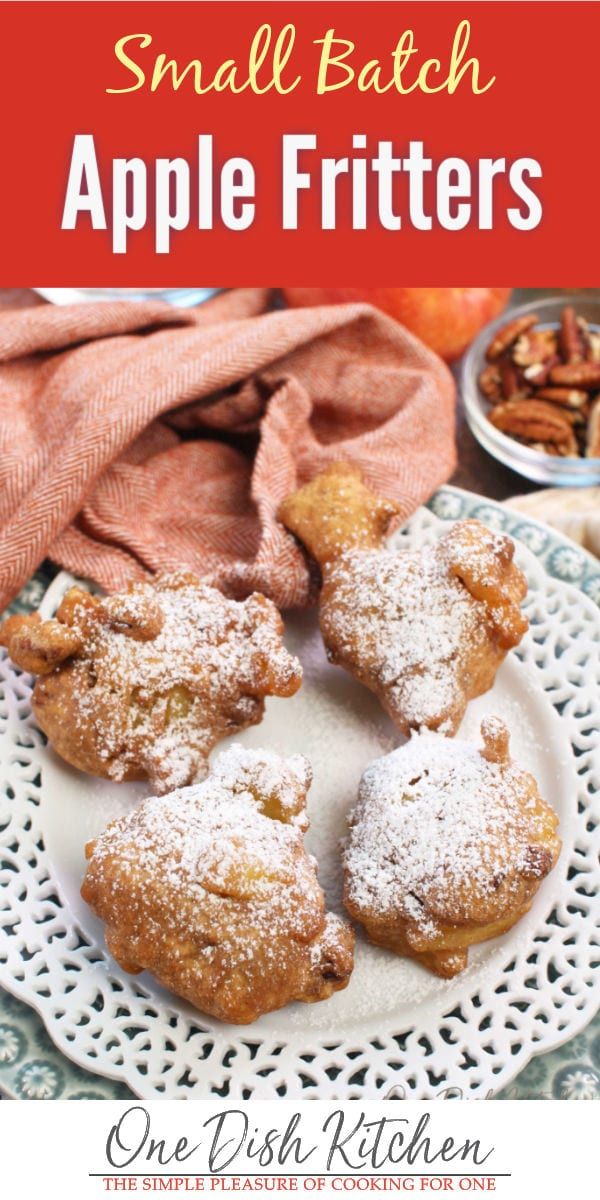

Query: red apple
[[282, 287, 511, 363]]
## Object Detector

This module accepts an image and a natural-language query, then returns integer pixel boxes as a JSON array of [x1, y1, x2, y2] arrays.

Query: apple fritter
[[0, 573, 302, 793], [343, 718, 560, 977], [82, 745, 355, 1023], [278, 463, 528, 735]]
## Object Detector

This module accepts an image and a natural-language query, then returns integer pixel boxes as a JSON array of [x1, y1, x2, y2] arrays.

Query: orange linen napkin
[[0, 289, 456, 611]]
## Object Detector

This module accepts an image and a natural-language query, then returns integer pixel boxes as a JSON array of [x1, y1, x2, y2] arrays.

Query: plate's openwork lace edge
[[0, 500, 598, 1099]]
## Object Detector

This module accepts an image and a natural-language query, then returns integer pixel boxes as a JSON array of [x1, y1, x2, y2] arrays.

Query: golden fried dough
[[278, 464, 528, 735], [278, 462, 401, 565], [82, 745, 355, 1023], [0, 574, 302, 793], [343, 718, 561, 977]]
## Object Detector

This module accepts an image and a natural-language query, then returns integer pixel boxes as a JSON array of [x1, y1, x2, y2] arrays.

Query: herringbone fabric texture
[[0, 289, 456, 610]]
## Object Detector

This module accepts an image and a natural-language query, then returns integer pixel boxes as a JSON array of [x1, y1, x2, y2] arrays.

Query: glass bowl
[[461, 295, 600, 486]]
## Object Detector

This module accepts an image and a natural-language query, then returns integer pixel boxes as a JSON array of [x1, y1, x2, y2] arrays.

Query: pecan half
[[499, 358, 530, 400], [478, 363, 502, 402], [536, 387, 589, 411], [486, 314, 539, 362], [559, 306, 586, 364], [489, 400, 578, 453], [550, 362, 600, 389]]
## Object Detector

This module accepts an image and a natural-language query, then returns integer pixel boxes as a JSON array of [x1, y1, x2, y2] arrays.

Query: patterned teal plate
[[1, 485, 599, 1100]]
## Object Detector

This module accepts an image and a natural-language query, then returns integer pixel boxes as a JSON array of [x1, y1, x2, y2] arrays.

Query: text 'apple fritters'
[[278, 463, 528, 735], [0, 573, 302, 793], [343, 718, 560, 977], [81, 745, 355, 1023]]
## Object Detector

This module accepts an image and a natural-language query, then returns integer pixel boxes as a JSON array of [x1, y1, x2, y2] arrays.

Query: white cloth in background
[[506, 488, 600, 558]]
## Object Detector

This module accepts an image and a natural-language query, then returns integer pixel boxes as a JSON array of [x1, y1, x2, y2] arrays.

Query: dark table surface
[[450, 398, 536, 500]]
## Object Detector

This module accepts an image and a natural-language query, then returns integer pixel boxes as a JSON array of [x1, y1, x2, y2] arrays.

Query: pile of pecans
[[478, 306, 600, 458]]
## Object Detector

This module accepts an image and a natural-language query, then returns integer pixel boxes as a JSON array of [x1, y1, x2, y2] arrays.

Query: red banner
[[0, 1, 597, 283]]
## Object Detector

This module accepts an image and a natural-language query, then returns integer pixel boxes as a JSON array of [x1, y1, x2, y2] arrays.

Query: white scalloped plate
[[1, 495, 599, 1099]]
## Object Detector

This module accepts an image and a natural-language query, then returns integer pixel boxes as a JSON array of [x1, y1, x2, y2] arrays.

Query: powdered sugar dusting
[[321, 523, 524, 735], [344, 727, 558, 943], [209, 742, 312, 830], [322, 546, 477, 731], [46, 597, 572, 1031], [64, 576, 301, 791], [86, 745, 322, 951]]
